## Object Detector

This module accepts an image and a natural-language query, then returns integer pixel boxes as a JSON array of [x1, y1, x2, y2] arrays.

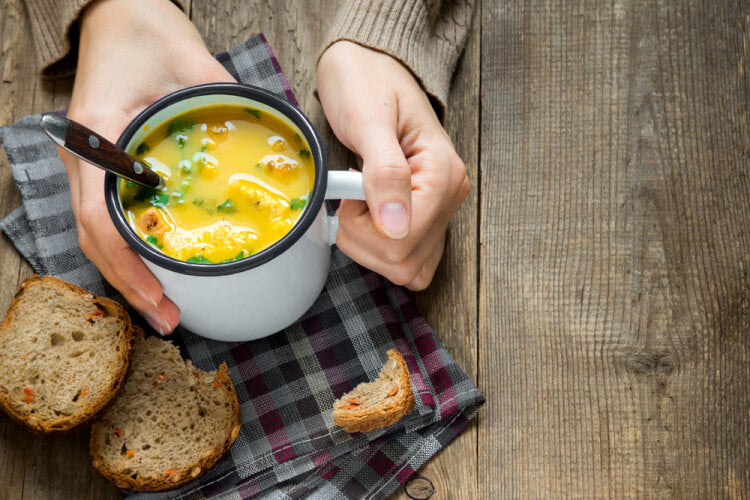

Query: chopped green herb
[[135, 142, 150, 155], [254, 162, 262, 169], [200, 142, 208, 152], [191, 197, 215, 214], [187, 255, 212, 264], [145, 235, 163, 249], [125, 180, 138, 189], [217, 199, 237, 213], [177, 135, 187, 148], [289, 197, 307, 210], [178, 180, 192, 195], [294, 132, 302, 143], [133, 187, 158, 201], [179, 160, 192, 174], [166, 119, 194, 136], [221, 250, 246, 263], [244, 108, 260, 118], [298, 149, 311, 159], [121, 201, 131, 210], [148, 194, 170, 208]]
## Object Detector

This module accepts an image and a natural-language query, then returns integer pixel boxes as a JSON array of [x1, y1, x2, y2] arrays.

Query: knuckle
[[452, 155, 467, 179], [412, 266, 438, 291], [383, 242, 411, 264], [371, 157, 411, 183], [407, 275, 431, 291], [388, 264, 420, 287], [459, 175, 471, 199], [449, 153, 470, 200]]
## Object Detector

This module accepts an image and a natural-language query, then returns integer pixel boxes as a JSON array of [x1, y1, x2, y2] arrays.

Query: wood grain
[[4, 0, 749, 498], [0, 1, 120, 499], [480, 0, 750, 497], [395, 1, 481, 498]]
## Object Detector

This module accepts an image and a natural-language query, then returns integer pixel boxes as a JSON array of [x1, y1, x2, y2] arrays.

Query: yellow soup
[[119, 104, 314, 263]]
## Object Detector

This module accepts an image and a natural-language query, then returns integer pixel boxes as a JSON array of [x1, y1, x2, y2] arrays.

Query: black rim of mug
[[104, 82, 328, 277]]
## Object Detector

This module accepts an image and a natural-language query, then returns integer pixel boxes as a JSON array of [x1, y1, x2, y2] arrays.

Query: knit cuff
[[24, 0, 90, 78], [319, 0, 473, 119]]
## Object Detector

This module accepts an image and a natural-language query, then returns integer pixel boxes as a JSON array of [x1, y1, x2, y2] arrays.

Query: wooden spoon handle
[[65, 120, 161, 187], [40, 114, 161, 188]]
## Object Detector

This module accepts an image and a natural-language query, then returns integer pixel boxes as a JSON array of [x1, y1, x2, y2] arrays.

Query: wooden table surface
[[1, 0, 749, 498]]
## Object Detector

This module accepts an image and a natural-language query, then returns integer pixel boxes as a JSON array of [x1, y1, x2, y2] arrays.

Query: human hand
[[316, 41, 469, 290], [61, 0, 235, 334]]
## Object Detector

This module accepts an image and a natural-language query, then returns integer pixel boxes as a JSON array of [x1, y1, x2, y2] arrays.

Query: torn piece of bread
[[333, 349, 415, 434], [0, 276, 136, 433], [89, 335, 240, 491]]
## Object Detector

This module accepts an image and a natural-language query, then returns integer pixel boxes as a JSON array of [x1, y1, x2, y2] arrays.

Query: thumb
[[358, 125, 412, 239]]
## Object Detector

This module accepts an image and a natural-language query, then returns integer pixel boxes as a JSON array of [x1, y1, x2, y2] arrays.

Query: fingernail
[[380, 203, 409, 239], [143, 310, 171, 336], [131, 285, 158, 309]]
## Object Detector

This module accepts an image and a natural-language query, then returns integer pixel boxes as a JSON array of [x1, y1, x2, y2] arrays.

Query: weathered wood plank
[[0, 1, 120, 499], [480, 0, 750, 497], [394, 1, 481, 498], [0, 0, 27, 312]]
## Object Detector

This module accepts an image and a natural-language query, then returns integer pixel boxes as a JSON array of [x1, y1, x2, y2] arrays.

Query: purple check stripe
[[258, 33, 299, 107]]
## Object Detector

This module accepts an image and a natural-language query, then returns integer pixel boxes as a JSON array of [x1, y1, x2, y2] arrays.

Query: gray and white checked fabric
[[0, 35, 483, 499]]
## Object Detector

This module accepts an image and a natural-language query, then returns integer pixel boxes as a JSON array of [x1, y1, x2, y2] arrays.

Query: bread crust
[[0, 275, 137, 434], [333, 349, 415, 434], [89, 362, 241, 491]]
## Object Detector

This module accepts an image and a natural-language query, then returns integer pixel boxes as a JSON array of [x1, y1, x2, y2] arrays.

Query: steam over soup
[[119, 105, 314, 263]]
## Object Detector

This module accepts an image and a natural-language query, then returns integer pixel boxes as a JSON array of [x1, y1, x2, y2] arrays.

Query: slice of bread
[[333, 349, 415, 434], [0, 275, 136, 433], [90, 335, 240, 491]]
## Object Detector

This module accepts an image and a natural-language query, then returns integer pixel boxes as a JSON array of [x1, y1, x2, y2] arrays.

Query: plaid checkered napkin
[[0, 34, 484, 499]]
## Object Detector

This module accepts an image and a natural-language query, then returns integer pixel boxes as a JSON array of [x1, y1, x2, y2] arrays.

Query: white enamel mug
[[105, 83, 364, 341]]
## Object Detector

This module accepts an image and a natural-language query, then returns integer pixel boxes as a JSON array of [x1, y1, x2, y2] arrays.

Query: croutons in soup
[[119, 105, 314, 264]]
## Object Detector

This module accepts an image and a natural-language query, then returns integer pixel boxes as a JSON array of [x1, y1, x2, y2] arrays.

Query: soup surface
[[119, 104, 314, 263]]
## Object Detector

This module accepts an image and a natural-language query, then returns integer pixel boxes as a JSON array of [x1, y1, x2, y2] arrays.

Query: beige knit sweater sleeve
[[24, 0, 474, 111], [23, 0, 92, 78], [322, 0, 475, 114]]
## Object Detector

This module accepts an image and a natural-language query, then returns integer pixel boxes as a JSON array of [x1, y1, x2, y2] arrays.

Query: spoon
[[40, 114, 162, 188]]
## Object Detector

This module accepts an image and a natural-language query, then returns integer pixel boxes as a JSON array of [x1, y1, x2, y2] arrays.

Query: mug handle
[[322, 170, 365, 245]]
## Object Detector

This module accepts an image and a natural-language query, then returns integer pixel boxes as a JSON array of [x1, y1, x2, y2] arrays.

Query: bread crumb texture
[[90, 336, 240, 491], [0, 276, 136, 433], [332, 349, 415, 434]]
